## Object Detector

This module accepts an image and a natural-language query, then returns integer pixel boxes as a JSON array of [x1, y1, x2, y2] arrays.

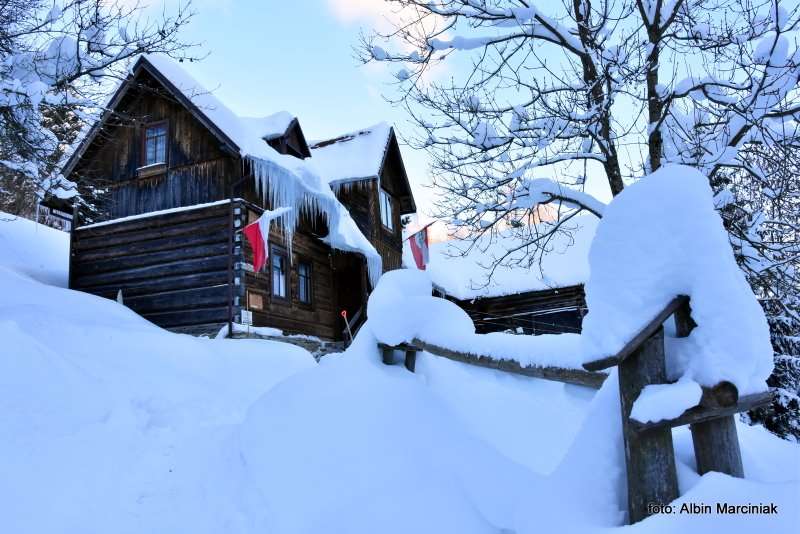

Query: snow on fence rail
[[378, 338, 608, 389]]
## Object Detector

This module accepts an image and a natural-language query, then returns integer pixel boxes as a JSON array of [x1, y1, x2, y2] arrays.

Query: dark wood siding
[[333, 179, 403, 273], [70, 201, 236, 335], [447, 284, 587, 335], [71, 69, 241, 223], [240, 206, 362, 340]]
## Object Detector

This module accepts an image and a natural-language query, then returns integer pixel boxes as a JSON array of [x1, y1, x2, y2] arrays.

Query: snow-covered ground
[[1, 209, 798, 534]]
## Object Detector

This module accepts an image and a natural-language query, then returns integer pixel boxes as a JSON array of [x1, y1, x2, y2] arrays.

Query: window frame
[[270, 244, 289, 301], [141, 120, 169, 167], [379, 188, 394, 232], [297, 259, 313, 306]]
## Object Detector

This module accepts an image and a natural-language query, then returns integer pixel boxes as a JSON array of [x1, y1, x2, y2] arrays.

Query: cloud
[[325, 0, 392, 25]]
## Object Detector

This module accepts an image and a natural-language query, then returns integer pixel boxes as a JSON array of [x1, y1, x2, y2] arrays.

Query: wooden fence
[[379, 295, 773, 525]]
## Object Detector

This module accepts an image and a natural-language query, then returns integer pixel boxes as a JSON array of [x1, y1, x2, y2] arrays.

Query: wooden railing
[[582, 295, 772, 524], [378, 338, 608, 389], [379, 295, 773, 525]]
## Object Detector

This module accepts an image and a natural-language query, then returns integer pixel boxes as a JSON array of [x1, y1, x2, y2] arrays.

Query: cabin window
[[298, 261, 312, 304], [143, 122, 168, 166], [379, 188, 394, 231], [271, 246, 288, 299]]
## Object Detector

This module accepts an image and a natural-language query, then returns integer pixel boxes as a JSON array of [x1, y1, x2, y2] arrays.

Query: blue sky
[[141, 0, 617, 225], [149, 0, 438, 214]]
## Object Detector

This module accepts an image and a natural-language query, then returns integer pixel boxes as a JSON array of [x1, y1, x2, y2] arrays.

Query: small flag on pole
[[243, 213, 271, 272], [408, 225, 430, 270]]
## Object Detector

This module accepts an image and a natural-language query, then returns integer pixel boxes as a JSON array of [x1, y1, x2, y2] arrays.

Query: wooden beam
[[404, 349, 417, 372], [692, 417, 744, 478], [629, 391, 773, 432], [618, 327, 679, 524], [379, 340, 608, 389], [674, 298, 747, 479], [583, 296, 689, 371]]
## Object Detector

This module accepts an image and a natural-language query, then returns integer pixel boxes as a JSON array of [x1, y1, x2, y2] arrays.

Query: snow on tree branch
[[0, 0, 197, 217]]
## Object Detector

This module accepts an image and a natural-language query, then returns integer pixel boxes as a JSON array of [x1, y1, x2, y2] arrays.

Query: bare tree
[[361, 0, 800, 437], [360, 0, 799, 264], [0, 0, 196, 216]]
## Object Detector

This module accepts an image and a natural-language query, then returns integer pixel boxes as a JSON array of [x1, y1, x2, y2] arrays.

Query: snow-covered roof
[[239, 111, 297, 141], [140, 54, 295, 160], [406, 216, 598, 300], [309, 123, 393, 186]]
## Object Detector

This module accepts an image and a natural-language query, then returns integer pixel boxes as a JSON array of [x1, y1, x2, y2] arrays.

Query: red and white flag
[[408, 226, 430, 270], [243, 214, 271, 272]]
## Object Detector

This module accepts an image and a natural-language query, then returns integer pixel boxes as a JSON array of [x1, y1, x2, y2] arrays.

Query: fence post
[[618, 326, 679, 523], [404, 349, 417, 372], [675, 300, 744, 477]]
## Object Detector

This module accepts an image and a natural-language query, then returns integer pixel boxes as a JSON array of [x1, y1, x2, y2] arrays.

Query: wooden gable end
[[67, 66, 242, 223], [378, 131, 416, 215], [266, 119, 312, 159]]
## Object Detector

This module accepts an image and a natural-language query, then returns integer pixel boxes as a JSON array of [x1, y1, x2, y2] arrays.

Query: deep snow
[[0, 213, 798, 533]]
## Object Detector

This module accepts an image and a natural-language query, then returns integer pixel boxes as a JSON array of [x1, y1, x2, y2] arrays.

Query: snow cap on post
[[581, 165, 773, 395]]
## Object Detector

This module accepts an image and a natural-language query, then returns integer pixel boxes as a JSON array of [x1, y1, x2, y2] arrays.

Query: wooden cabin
[[406, 217, 597, 335], [63, 54, 416, 339]]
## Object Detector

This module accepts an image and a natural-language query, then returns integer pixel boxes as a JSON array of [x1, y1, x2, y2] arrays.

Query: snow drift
[[0, 211, 797, 533]]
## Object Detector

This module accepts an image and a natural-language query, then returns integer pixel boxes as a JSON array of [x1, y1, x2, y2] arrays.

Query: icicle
[[245, 155, 383, 286]]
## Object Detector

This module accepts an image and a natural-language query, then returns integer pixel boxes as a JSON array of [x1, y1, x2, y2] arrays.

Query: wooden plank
[[74, 221, 228, 258], [618, 326, 679, 524], [691, 417, 744, 477], [583, 295, 689, 371], [674, 297, 746, 479], [123, 284, 229, 314], [404, 349, 417, 372], [75, 201, 231, 237], [379, 339, 608, 389], [74, 214, 229, 251], [73, 242, 230, 276], [630, 391, 772, 432], [72, 255, 229, 288], [75, 270, 229, 296], [141, 305, 230, 328]]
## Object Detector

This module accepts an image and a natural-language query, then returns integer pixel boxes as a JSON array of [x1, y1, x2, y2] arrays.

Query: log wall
[[70, 200, 237, 335], [448, 284, 587, 335], [239, 206, 365, 340]]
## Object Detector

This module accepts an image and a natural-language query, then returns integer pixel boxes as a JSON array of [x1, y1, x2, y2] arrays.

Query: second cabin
[[63, 54, 417, 340]]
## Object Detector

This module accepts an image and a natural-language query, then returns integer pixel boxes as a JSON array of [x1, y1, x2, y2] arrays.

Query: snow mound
[[0, 212, 68, 286], [631, 377, 703, 424], [239, 331, 536, 534], [2, 215, 797, 533], [581, 165, 773, 394], [367, 268, 474, 347]]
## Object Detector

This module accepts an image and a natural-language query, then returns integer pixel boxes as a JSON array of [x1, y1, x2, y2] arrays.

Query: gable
[[379, 133, 416, 215], [265, 119, 311, 159], [63, 57, 241, 182]]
